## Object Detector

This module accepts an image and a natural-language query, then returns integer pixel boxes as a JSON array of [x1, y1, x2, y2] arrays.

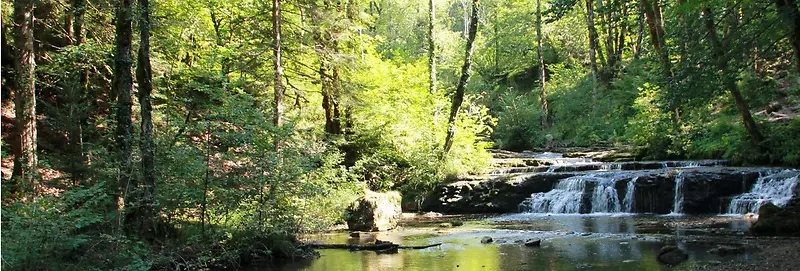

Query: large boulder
[[750, 187, 800, 236], [346, 191, 402, 232], [657, 245, 688, 266]]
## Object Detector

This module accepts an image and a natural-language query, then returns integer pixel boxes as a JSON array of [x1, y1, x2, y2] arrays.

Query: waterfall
[[546, 166, 559, 173], [727, 170, 799, 214], [520, 177, 588, 213], [671, 172, 685, 214], [622, 177, 638, 213], [591, 177, 622, 213]]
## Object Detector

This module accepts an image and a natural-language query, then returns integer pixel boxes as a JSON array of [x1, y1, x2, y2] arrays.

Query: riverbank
[[695, 237, 800, 271]]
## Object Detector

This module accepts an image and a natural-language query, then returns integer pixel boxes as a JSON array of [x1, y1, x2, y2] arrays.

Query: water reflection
[[268, 215, 754, 271]]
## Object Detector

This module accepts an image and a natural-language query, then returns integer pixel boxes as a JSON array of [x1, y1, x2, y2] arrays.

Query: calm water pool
[[256, 214, 757, 271]]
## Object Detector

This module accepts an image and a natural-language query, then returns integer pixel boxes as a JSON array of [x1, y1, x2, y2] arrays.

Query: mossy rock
[[750, 203, 800, 236]]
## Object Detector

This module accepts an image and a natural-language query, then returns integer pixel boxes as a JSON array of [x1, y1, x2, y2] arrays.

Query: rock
[[422, 212, 443, 217], [750, 201, 800, 236], [576, 263, 592, 269], [424, 167, 776, 214], [350, 232, 361, 238], [744, 212, 758, 219], [438, 223, 453, 228], [708, 245, 743, 256], [524, 239, 541, 247], [375, 239, 393, 245], [657, 246, 688, 266], [346, 191, 402, 232], [451, 221, 464, 226], [581, 233, 592, 236], [481, 236, 493, 244]]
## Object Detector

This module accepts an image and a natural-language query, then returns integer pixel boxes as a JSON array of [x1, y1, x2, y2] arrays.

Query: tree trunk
[[113, 0, 135, 217], [585, 0, 600, 97], [776, 0, 800, 74], [640, 0, 671, 78], [537, 0, 549, 128], [429, 0, 436, 95], [321, 60, 342, 135], [442, 0, 479, 157], [72, 0, 86, 45], [132, 0, 157, 237], [702, 8, 764, 145], [13, 0, 38, 200], [634, 9, 645, 60], [273, 0, 285, 127]]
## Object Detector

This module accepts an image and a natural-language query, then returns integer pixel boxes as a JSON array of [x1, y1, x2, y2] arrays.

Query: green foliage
[[491, 91, 544, 151], [2, 183, 153, 271]]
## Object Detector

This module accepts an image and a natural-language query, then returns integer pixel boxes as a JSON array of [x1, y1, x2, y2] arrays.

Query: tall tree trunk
[[585, 0, 600, 97], [640, 0, 671, 78], [73, 0, 86, 45], [13, 0, 38, 200], [429, 0, 436, 94], [537, 0, 549, 128], [613, 0, 628, 76], [442, 0, 479, 157], [702, 7, 764, 145], [320, 60, 342, 135], [67, 0, 89, 184], [633, 9, 645, 60], [132, 0, 157, 237], [777, 0, 800, 74], [113, 0, 135, 219], [273, 0, 284, 127]]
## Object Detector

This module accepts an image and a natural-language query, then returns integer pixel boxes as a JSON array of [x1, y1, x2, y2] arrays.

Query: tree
[[776, 0, 800, 74], [537, 0, 549, 127], [429, 0, 436, 95], [113, 0, 134, 217], [132, 0, 157, 237], [702, 7, 764, 145], [640, 0, 670, 78], [273, 0, 285, 127], [585, 0, 600, 97], [443, 0, 480, 157], [12, 0, 38, 200]]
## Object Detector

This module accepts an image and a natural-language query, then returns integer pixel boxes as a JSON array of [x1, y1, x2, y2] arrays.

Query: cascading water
[[520, 177, 588, 213], [727, 170, 799, 214], [671, 172, 685, 214], [622, 177, 638, 213], [591, 177, 622, 213]]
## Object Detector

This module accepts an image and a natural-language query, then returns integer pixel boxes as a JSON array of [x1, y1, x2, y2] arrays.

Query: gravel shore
[[695, 238, 800, 271]]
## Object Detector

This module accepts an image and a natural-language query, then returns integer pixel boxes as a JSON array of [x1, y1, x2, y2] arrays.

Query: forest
[[1, 0, 799, 269]]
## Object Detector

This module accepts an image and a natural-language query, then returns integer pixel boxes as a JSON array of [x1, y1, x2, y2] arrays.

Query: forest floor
[[694, 237, 800, 271]]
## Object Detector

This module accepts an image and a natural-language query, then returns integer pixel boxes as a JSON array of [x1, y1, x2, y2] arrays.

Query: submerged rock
[[657, 246, 688, 266], [524, 239, 541, 247], [480, 236, 493, 244], [346, 191, 402, 232], [708, 245, 743, 256]]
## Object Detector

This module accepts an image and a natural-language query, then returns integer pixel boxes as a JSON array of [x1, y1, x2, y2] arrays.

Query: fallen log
[[305, 243, 442, 251]]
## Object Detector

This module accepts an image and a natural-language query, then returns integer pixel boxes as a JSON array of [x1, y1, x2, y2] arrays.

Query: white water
[[671, 172, 685, 215], [727, 170, 799, 214], [622, 177, 638, 213], [591, 178, 622, 213], [521, 173, 635, 214], [520, 177, 588, 213]]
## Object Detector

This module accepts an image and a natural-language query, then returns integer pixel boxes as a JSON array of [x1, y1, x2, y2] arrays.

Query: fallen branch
[[398, 243, 442, 249], [305, 243, 442, 251]]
